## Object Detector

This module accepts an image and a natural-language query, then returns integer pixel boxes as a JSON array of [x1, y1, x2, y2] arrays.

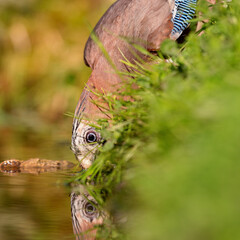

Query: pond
[[0, 124, 106, 240], [0, 170, 74, 240], [0, 125, 76, 240]]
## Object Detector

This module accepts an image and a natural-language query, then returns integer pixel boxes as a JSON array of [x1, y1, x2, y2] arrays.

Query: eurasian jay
[[71, 0, 199, 168]]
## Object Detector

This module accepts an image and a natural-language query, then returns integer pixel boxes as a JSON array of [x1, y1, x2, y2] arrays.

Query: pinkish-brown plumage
[[71, 0, 189, 167], [80, 0, 173, 120]]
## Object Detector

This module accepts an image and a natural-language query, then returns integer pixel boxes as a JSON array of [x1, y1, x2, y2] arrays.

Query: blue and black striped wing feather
[[171, 0, 197, 39]]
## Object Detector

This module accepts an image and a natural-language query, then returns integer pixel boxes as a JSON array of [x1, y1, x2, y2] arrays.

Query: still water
[[0, 170, 74, 240], [0, 122, 105, 240], [0, 124, 82, 240]]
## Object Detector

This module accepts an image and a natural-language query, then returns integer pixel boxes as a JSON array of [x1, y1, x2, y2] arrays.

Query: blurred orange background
[[0, 0, 114, 161]]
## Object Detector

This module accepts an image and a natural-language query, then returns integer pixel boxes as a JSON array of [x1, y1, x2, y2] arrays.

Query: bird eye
[[85, 202, 96, 214], [85, 131, 98, 143], [82, 200, 99, 219]]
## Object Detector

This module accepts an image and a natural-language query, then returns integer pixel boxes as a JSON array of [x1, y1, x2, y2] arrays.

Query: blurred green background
[[0, 0, 114, 161]]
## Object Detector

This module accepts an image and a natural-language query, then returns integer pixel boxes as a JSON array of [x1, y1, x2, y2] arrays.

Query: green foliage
[[72, 0, 240, 239]]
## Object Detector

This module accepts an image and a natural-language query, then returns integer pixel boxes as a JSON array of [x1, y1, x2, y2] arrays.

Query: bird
[[71, 0, 198, 168]]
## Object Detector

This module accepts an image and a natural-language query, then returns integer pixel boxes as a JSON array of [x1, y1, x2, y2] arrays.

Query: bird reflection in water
[[71, 186, 105, 240]]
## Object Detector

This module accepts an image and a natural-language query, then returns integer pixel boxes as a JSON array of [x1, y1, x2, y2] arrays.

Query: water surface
[[0, 170, 75, 240]]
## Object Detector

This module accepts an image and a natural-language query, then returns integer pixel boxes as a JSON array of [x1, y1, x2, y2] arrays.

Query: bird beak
[[76, 153, 95, 169]]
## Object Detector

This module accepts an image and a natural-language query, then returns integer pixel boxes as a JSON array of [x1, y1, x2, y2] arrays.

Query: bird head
[[71, 86, 108, 169], [71, 120, 101, 169]]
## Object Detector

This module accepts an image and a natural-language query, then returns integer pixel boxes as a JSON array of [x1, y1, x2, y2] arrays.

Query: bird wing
[[84, 0, 174, 69], [170, 0, 197, 40]]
